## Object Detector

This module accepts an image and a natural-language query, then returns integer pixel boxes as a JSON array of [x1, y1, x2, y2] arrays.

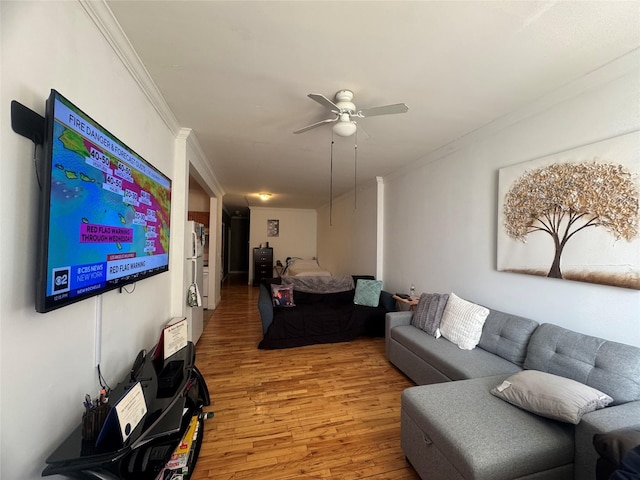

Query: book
[[155, 415, 200, 478], [175, 416, 198, 455]]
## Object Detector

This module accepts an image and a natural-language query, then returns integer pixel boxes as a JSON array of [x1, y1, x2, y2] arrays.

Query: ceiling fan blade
[[293, 117, 337, 134], [308, 93, 340, 112], [358, 103, 409, 117]]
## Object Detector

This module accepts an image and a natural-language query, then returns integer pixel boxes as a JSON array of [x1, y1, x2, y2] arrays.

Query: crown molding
[[386, 47, 640, 181], [182, 128, 225, 197], [79, 0, 181, 135], [80, 1, 225, 197]]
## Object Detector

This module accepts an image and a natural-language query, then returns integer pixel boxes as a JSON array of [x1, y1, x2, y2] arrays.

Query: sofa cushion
[[402, 377, 575, 480], [477, 309, 539, 366], [524, 323, 640, 405], [491, 370, 613, 424], [390, 325, 522, 381], [439, 293, 489, 350], [353, 279, 382, 307]]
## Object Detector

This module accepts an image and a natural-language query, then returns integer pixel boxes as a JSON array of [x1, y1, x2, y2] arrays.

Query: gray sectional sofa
[[386, 308, 640, 480]]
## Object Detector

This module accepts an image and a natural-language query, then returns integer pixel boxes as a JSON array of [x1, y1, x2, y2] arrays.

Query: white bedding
[[285, 258, 331, 277]]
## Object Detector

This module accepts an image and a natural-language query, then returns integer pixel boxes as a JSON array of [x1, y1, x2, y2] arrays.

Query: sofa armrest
[[385, 311, 413, 357], [575, 401, 640, 480], [257, 283, 274, 335]]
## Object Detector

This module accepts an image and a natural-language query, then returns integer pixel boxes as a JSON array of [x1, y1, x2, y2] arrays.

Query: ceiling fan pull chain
[[354, 130, 358, 210], [330, 134, 334, 226]]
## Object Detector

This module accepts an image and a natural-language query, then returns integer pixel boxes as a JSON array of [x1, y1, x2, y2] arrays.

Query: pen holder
[[82, 403, 111, 443]]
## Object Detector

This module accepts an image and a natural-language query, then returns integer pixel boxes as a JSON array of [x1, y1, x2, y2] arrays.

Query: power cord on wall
[[97, 364, 112, 394], [119, 283, 136, 294]]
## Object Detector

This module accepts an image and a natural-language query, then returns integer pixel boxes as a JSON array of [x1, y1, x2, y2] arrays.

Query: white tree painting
[[497, 132, 640, 290]]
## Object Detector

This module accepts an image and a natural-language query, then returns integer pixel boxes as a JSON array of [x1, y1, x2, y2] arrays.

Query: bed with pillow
[[283, 257, 331, 277], [257, 275, 396, 349]]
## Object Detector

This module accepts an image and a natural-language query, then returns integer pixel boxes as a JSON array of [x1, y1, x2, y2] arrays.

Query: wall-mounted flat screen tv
[[36, 90, 171, 313]]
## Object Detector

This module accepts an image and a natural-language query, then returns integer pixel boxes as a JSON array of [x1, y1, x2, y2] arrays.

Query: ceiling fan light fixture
[[332, 114, 357, 137], [258, 192, 272, 201]]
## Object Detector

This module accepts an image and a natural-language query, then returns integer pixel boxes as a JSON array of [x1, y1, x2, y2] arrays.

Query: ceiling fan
[[293, 90, 408, 137]]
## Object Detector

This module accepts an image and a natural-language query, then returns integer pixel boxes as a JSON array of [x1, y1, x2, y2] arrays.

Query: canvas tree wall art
[[497, 132, 640, 290]]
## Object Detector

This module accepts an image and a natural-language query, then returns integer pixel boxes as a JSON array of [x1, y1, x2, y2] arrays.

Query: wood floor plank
[[191, 276, 420, 479]]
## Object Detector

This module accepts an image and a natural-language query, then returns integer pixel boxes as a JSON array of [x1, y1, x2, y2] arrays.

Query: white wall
[[0, 2, 196, 478], [316, 179, 379, 277], [188, 179, 211, 212], [249, 207, 317, 282], [381, 51, 640, 346], [179, 129, 224, 310]]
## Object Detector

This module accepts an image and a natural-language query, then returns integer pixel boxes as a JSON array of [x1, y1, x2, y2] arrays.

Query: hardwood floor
[[191, 275, 420, 479]]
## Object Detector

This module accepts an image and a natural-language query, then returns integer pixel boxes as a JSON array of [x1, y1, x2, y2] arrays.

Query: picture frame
[[267, 219, 279, 237]]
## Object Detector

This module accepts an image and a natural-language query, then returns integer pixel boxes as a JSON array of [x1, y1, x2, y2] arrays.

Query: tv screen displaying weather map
[[36, 90, 171, 312]]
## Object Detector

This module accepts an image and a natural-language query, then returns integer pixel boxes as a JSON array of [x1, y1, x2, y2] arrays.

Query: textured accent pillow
[[353, 279, 382, 307], [271, 284, 295, 307], [411, 293, 449, 337], [411, 293, 434, 330], [438, 292, 489, 349], [490, 370, 613, 424]]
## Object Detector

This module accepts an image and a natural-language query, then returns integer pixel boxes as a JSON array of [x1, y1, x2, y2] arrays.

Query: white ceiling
[[106, 1, 640, 215]]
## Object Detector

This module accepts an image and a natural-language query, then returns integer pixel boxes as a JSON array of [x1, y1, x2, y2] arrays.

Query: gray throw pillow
[[425, 293, 449, 336], [411, 293, 435, 331], [490, 370, 613, 424], [411, 293, 449, 336]]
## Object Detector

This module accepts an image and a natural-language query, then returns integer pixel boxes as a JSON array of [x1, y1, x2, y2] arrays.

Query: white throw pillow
[[438, 293, 489, 350]]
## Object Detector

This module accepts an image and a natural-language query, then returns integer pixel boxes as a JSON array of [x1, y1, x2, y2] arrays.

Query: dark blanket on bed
[[257, 285, 394, 349]]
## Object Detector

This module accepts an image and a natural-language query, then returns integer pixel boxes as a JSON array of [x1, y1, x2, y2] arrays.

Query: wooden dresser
[[253, 247, 273, 286]]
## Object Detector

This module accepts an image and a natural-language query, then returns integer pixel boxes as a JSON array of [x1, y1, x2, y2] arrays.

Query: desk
[[393, 295, 419, 311], [43, 342, 210, 479]]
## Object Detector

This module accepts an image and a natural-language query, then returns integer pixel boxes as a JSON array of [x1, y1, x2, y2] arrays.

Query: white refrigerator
[[186, 220, 205, 344]]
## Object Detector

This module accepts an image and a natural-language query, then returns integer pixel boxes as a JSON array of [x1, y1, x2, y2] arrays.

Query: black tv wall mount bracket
[[11, 100, 44, 145]]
